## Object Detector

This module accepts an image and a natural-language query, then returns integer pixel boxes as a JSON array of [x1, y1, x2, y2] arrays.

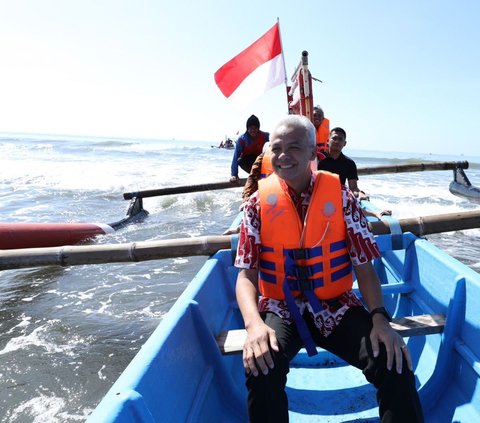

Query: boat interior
[[88, 230, 480, 422]]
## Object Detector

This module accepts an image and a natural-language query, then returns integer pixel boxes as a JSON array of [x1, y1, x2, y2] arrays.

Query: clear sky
[[1, 0, 478, 155]]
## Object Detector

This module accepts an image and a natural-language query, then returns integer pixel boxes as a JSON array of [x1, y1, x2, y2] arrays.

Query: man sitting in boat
[[229, 115, 269, 182], [234, 115, 423, 422], [240, 138, 391, 220]]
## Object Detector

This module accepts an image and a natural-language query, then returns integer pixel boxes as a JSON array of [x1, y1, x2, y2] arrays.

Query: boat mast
[[287, 50, 314, 122]]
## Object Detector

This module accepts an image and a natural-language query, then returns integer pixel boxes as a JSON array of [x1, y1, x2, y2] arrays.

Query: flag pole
[[276, 17, 290, 114]]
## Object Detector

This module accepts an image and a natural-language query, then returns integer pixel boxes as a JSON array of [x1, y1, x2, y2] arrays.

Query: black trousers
[[246, 307, 424, 423], [238, 155, 257, 174]]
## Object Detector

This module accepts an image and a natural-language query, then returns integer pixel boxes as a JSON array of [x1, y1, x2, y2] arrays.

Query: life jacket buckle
[[293, 265, 312, 281], [287, 279, 311, 292], [292, 248, 309, 260], [287, 267, 315, 292]]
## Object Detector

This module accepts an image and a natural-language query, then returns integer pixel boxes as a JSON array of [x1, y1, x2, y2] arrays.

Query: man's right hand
[[230, 175, 239, 183], [243, 322, 279, 377]]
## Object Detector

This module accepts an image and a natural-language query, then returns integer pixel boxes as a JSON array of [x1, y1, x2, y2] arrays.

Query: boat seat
[[216, 314, 445, 355]]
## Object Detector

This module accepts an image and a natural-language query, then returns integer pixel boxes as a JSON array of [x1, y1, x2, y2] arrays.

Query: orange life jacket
[[316, 118, 330, 153], [241, 131, 268, 157], [260, 149, 273, 179], [258, 171, 353, 301]]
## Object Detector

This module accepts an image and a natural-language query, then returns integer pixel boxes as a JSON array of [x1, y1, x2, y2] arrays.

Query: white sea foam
[[0, 321, 90, 357], [9, 395, 66, 423], [0, 324, 63, 355], [97, 364, 107, 380], [8, 394, 92, 422], [4, 314, 32, 335]]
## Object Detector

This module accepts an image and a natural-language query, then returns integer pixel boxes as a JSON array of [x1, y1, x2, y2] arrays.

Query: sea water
[[0, 134, 479, 422]]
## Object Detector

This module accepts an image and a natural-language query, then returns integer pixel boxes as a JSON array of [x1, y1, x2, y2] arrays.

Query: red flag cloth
[[214, 23, 285, 106]]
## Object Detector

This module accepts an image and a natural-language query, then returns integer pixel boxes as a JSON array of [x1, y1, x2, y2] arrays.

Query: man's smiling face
[[270, 122, 315, 185]]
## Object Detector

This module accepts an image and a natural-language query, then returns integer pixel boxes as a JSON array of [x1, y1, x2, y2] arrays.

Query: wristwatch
[[370, 307, 392, 322]]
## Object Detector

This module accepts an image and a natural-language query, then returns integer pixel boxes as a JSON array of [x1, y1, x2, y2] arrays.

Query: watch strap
[[369, 306, 392, 322]]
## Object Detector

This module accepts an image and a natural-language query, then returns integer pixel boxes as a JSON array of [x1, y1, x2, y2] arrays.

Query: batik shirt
[[234, 173, 381, 337]]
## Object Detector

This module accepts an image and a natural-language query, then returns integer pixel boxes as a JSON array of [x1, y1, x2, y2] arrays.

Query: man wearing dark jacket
[[230, 115, 269, 182]]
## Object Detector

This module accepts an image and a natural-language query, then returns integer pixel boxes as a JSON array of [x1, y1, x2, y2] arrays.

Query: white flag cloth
[[214, 23, 285, 108]]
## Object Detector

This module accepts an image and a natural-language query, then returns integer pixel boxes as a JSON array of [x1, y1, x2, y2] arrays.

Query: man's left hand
[[370, 314, 413, 374]]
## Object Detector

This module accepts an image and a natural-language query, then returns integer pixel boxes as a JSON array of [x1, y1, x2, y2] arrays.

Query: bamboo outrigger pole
[[1, 210, 479, 270], [123, 161, 468, 200]]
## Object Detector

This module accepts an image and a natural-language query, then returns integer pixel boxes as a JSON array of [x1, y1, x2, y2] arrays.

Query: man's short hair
[[330, 127, 347, 139], [273, 115, 316, 149], [313, 106, 324, 119]]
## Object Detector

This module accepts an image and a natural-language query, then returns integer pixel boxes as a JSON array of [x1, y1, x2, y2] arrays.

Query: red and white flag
[[214, 22, 286, 108]]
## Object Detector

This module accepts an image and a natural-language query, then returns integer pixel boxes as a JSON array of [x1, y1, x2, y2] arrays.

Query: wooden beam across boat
[[123, 161, 468, 199], [357, 160, 468, 176], [217, 314, 446, 355], [1, 210, 479, 270], [123, 179, 247, 200], [368, 209, 480, 236], [0, 236, 231, 270]]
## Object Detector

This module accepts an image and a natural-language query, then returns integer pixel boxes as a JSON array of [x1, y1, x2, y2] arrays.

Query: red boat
[[0, 197, 148, 250]]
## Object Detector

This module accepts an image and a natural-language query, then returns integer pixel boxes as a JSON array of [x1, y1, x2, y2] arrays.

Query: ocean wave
[[91, 140, 137, 147]]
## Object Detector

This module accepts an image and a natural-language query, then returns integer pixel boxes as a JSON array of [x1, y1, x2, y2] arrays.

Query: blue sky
[[0, 0, 478, 155]]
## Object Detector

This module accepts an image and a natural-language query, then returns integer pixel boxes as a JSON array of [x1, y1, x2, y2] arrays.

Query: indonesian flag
[[214, 22, 286, 108]]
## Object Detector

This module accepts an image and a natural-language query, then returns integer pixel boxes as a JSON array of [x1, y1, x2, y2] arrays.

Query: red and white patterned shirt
[[235, 173, 381, 337]]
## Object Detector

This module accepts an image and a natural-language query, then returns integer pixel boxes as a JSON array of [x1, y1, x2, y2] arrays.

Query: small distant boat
[[0, 197, 148, 250], [449, 165, 480, 204], [211, 137, 235, 149]]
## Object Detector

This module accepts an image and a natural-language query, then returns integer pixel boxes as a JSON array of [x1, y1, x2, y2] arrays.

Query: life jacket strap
[[286, 276, 324, 292], [303, 290, 324, 314], [282, 279, 318, 357]]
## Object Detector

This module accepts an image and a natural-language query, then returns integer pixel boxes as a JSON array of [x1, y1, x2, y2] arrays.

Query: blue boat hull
[[88, 230, 480, 422]]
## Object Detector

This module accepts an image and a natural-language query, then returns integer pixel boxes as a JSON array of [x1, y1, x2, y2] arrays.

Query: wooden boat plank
[[390, 313, 446, 336], [217, 314, 446, 355]]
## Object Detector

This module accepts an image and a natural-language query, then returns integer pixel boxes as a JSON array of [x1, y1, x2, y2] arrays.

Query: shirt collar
[[279, 173, 315, 203]]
